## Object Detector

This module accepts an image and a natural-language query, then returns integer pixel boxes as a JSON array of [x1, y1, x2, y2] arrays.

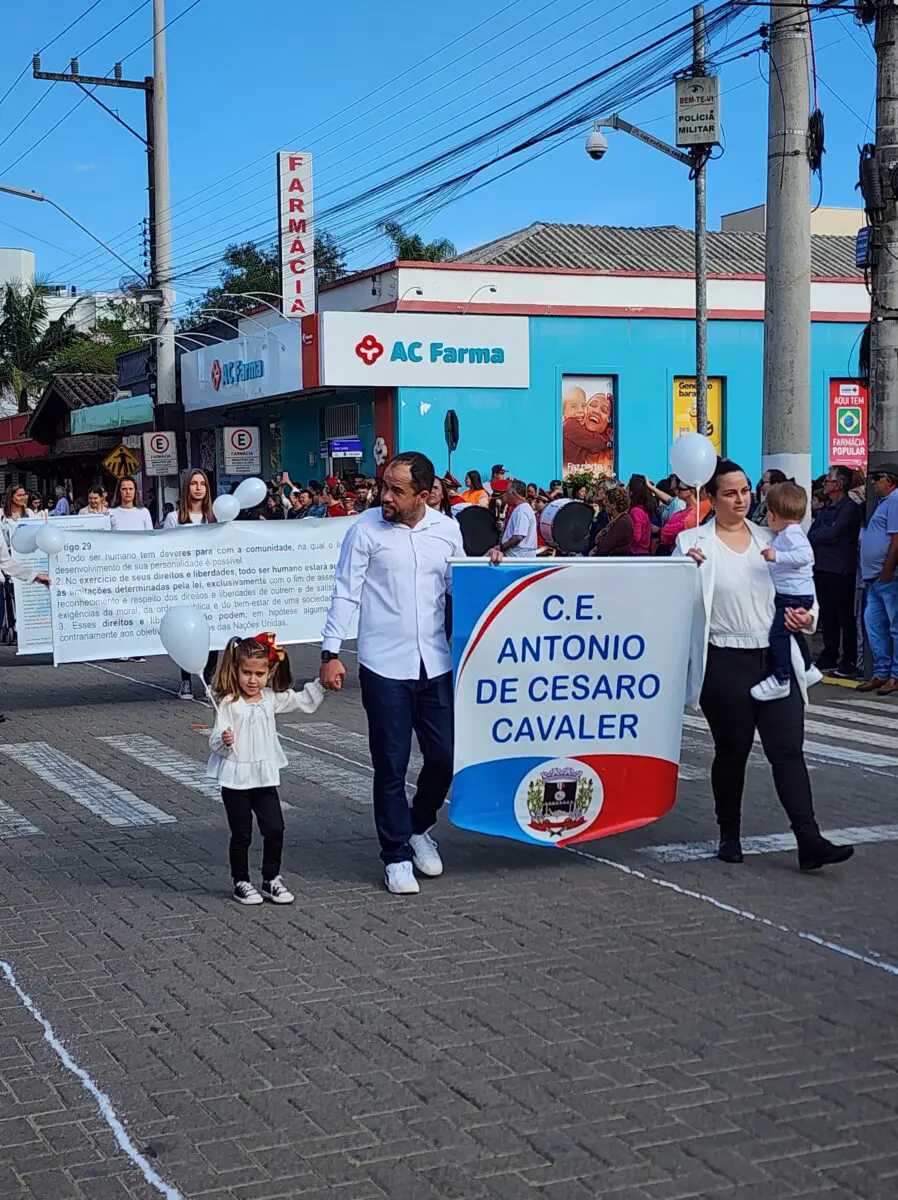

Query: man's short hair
[[829, 465, 853, 490], [506, 478, 527, 499], [388, 451, 435, 494], [766, 480, 807, 522]]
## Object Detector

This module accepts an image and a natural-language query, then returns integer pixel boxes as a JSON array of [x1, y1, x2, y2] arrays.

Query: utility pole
[[869, 0, 898, 481], [692, 4, 709, 436], [33, 3, 183, 513], [152, 0, 176, 418], [761, 2, 811, 495]]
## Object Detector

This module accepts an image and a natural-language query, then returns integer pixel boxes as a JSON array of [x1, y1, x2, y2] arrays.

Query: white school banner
[[449, 559, 696, 847], [12, 515, 111, 655], [48, 518, 353, 665]]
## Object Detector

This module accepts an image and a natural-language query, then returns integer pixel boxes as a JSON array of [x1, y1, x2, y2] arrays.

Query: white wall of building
[[320, 263, 869, 319], [0, 248, 36, 288]]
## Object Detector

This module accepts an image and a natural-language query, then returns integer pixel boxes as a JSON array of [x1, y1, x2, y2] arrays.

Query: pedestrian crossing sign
[[836, 407, 861, 437], [102, 443, 141, 479]]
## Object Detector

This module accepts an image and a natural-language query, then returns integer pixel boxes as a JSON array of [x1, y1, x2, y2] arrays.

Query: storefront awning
[[71, 394, 154, 434]]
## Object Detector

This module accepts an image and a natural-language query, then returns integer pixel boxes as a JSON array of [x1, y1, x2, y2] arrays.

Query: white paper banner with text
[[12, 514, 111, 655], [48, 518, 353, 665]]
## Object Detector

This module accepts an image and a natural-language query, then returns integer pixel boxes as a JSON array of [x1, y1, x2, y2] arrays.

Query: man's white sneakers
[[384, 861, 420, 894], [409, 831, 443, 877], [751, 675, 791, 702]]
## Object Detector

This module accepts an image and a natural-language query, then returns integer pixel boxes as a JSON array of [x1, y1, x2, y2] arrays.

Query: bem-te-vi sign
[[318, 312, 530, 388]]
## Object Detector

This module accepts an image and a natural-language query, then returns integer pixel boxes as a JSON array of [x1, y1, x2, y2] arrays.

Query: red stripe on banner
[[458, 566, 564, 681], [557, 755, 679, 846]]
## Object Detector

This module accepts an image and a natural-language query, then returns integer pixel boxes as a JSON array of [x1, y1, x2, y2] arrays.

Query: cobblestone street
[[1, 646, 897, 1199]]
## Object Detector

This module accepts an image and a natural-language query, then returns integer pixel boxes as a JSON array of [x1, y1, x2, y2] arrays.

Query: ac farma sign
[[319, 312, 529, 388]]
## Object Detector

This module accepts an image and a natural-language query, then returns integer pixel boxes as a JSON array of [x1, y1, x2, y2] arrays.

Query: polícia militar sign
[[450, 559, 695, 847]]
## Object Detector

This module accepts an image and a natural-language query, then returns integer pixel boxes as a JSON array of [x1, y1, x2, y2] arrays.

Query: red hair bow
[[252, 632, 286, 663]]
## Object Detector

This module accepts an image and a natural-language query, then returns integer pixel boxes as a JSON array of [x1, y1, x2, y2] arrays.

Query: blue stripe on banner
[[451, 756, 548, 845]]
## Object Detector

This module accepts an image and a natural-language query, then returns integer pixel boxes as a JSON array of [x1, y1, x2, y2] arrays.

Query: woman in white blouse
[[674, 458, 853, 872], [109, 478, 154, 531], [164, 470, 218, 698]]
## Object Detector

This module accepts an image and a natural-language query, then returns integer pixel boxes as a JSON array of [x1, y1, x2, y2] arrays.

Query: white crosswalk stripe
[[639, 823, 898, 863], [808, 701, 898, 731], [281, 747, 372, 805], [0, 798, 40, 838], [0, 742, 175, 827], [681, 712, 898, 774], [291, 721, 424, 773], [97, 734, 223, 802]]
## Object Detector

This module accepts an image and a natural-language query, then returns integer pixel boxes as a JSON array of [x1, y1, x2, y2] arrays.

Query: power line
[[0, 0, 110, 111]]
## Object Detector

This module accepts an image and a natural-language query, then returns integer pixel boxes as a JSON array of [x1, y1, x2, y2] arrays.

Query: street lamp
[[585, 113, 709, 436], [464, 283, 497, 313], [0, 183, 146, 281]]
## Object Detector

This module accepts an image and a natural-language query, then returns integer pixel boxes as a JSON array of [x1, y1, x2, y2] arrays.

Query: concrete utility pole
[[869, 1, 898, 479], [762, 3, 811, 494], [692, 4, 709, 436], [152, 0, 176, 415]]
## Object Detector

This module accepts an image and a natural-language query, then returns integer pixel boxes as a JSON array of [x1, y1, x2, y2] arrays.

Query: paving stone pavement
[[1, 647, 897, 1199]]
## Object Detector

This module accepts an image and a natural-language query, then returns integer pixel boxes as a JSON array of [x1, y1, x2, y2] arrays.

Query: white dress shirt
[[322, 505, 464, 680], [503, 500, 537, 557], [768, 523, 815, 595]]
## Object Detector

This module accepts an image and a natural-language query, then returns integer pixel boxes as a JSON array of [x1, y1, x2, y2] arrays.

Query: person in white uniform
[[499, 479, 538, 557], [319, 452, 465, 895], [674, 457, 853, 872], [164, 470, 219, 698], [109, 478, 153, 531]]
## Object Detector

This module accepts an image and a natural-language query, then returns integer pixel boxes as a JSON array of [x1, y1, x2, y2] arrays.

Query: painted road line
[[0, 743, 175, 827], [639, 823, 898, 863], [807, 702, 898, 731], [96, 734, 294, 810], [279, 730, 417, 800], [831, 696, 898, 715], [568, 846, 898, 980], [282, 748, 373, 805], [0, 799, 41, 838], [803, 717, 896, 749], [682, 713, 898, 772], [293, 721, 424, 772]]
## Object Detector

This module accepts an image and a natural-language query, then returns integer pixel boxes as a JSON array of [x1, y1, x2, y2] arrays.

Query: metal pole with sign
[[675, 5, 719, 438]]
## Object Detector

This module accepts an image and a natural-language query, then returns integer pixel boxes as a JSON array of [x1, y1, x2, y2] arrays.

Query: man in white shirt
[[500, 478, 538, 557], [320, 452, 465, 895]]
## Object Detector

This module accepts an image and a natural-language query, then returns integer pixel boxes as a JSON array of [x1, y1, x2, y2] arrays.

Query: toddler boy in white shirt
[[751, 480, 823, 702]]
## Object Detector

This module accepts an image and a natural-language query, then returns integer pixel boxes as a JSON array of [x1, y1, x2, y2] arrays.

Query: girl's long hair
[[211, 636, 294, 700], [177, 469, 215, 525]]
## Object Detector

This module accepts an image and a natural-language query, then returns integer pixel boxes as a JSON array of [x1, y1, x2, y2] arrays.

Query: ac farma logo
[[354, 334, 506, 367]]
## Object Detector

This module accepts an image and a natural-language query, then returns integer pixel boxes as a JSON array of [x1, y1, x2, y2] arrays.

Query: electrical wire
[[57, 0, 618, 280], [0, 0, 110, 110]]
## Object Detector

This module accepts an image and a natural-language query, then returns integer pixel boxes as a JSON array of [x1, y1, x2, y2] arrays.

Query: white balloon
[[212, 494, 241, 523], [669, 432, 718, 487], [11, 526, 39, 554], [233, 477, 268, 510], [159, 605, 211, 675], [35, 526, 66, 555]]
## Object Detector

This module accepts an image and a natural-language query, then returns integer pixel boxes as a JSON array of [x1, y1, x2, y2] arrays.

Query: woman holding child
[[674, 459, 854, 873]]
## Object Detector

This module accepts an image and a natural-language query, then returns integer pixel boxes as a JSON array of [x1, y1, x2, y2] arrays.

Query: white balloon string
[[201, 678, 221, 715]]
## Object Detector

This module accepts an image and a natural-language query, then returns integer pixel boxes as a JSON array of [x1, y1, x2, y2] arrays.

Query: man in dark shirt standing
[[808, 464, 863, 676]]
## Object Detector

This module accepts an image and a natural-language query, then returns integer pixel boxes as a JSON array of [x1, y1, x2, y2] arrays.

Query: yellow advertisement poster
[[672, 377, 724, 453]]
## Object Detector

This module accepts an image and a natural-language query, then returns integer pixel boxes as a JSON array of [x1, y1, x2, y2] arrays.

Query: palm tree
[[381, 220, 456, 263], [0, 279, 78, 414]]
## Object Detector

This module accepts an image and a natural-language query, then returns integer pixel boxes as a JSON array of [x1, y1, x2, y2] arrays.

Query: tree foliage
[[380, 220, 456, 262], [0, 280, 79, 414], [180, 234, 348, 330], [50, 299, 148, 376]]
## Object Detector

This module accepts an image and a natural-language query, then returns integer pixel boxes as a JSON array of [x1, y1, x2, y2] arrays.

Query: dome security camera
[[585, 126, 609, 161]]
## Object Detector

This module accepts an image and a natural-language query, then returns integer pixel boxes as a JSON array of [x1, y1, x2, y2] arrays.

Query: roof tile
[[456, 221, 860, 278]]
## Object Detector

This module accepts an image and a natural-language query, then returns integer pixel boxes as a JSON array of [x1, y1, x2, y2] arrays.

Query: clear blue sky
[[0, 0, 876, 313]]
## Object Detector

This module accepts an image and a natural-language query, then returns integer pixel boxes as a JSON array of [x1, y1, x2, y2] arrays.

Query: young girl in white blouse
[[208, 633, 325, 906]]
